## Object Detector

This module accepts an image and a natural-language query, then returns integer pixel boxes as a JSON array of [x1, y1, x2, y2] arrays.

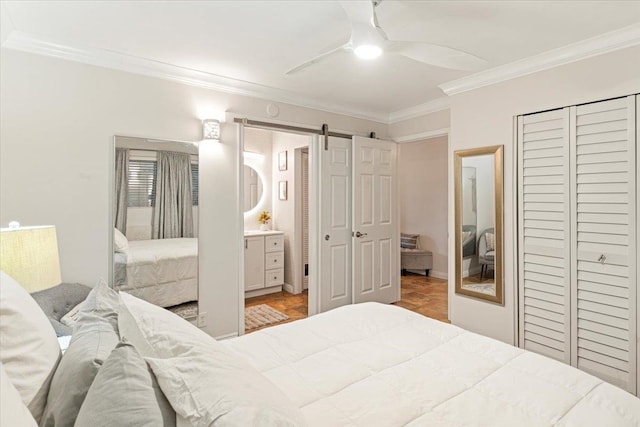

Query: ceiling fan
[[286, 0, 487, 75]]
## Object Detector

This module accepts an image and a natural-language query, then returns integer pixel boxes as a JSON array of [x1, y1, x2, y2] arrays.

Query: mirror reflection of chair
[[461, 225, 476, 257], [477, 227, 495, 281]]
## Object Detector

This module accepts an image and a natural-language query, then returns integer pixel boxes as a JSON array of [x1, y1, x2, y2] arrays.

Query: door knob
[[325, 234, 330, 241], [355, 231, 368, 238]]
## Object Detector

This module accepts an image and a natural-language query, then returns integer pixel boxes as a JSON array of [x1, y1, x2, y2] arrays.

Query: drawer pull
[[273, 276, 277, 280]]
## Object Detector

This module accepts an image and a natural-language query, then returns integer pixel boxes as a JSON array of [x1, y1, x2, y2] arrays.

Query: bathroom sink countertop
[[244, 230, 284, 236]]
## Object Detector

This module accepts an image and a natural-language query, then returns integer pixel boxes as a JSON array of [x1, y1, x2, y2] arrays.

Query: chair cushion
[[485, 232, 495, 251], [485, 250, 495, 261]]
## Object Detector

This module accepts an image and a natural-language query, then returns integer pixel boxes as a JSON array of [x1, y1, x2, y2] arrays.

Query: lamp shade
[[0, 226, 61, 292]]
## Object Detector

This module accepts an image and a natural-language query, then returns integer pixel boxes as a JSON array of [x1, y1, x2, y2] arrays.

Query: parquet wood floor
[[244, 274, 449, 333]]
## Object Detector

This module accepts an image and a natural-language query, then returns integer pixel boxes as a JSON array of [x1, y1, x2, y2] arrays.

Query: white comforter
[[115, 238, 197, 308], [224, 303, 640, 426]]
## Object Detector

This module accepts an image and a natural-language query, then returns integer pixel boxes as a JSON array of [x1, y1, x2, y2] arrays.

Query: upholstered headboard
[[30, 283, 91, 336]]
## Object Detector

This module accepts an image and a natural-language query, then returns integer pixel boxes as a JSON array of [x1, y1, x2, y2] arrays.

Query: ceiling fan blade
[[390, 41, 487, 71], [338, 1, 375, 27], [285, 43, 350, 75]]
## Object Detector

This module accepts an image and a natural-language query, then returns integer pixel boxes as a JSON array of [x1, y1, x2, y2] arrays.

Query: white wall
[[448, 44, 640, 345], [398, 136, 448, 279], [271, 131, 311, 291], [0, 48, 388, 338], [243, 127, 272, 230]]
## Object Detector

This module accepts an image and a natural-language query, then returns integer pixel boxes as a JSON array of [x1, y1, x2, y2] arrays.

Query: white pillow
[[119, 293, 307, 427], [114, 228, 129, 253], [0, 271, 61, 423], [1, 363, 37, 427]]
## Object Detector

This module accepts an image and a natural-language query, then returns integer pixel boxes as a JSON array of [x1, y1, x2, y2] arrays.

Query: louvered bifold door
[[570, 96, 637, 393], [518, 108, 572, 363]]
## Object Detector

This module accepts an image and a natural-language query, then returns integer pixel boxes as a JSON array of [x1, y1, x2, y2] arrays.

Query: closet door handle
[[598, 254, 606, 264]]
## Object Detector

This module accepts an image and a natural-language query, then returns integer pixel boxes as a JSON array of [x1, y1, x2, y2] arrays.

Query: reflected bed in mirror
[[112, 136, 199, 320], [454, 145, 503, 304]]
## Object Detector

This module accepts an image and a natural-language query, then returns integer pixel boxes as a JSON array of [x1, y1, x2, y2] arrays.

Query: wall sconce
[[202, 119, 221, 140]]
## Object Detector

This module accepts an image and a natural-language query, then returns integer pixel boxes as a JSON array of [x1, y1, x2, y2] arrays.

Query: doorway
[[395, 135, 450, 323], [240, 126, 312, 333], [238, 121, 402, 334]]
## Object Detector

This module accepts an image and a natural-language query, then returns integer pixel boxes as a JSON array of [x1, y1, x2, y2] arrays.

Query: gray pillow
[[75, 341, 175, 427], [400, 233, 419, 249], [39, 282, 120, 427]]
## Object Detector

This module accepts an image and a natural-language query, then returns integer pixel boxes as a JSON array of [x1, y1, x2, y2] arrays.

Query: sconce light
[[202, 119, 221, 140]]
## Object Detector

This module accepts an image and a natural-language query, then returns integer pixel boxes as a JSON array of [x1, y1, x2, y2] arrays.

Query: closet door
[[571, 96, 637, 393], [518, 108, 572, 363]]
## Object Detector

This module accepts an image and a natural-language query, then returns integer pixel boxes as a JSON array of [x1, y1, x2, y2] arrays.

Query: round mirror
[[243, 165, 263, 213]]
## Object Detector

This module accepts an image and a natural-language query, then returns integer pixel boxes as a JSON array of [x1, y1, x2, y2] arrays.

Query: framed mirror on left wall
[[111, 136, 199, 321]]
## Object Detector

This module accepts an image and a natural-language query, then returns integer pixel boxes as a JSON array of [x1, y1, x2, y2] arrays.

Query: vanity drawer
[[265, 268, 284, 287], [265, 235, 284, 253], [265, 252, 284, 269]]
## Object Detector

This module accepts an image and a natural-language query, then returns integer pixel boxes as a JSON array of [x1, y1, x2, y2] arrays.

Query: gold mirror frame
[[454, 145, 504, 304]]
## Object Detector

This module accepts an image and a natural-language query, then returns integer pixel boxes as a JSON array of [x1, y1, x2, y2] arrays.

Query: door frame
[[236, 120, 320, 332]]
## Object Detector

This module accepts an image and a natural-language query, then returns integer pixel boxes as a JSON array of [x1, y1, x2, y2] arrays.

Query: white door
[[570, 96, 636, 393], [317, 136, 352, 312], [352, 136, 400, 304], [518, 108, 572, 364]]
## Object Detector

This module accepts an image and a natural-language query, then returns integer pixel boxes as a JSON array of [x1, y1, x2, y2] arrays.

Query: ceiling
[[2, 1, 639, 122]]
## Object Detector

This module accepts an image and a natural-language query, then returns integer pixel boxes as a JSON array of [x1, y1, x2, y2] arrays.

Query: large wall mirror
[[243, 165, 263, 212], [454, 145, 503, 304], [112, 136, 199, 321]]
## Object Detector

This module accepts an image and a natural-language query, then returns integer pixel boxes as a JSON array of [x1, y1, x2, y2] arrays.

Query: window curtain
[[152, 151, 194, 239], [114, 148, 129, 233]]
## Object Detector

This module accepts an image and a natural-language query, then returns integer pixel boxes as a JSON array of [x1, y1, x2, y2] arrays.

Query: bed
[[113, 237, 197, 308], [3, 273, 640, 427], [223, 303, 640, 426]]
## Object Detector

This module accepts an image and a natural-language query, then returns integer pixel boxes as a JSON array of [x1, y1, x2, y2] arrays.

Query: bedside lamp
[[0, 223, 62, 292]]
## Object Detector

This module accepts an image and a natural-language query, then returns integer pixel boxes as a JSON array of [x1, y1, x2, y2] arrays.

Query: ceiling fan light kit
[[354, 44, 383, 60]]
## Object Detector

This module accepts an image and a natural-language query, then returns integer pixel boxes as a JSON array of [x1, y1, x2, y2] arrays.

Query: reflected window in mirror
[[112, 136, 199, 321], [454, 145, 503, 304]]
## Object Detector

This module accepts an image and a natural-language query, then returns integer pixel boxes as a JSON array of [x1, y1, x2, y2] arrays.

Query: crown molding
[[439, 23, 640, 96], [2, 31, 391, 123], [387, 96, 450, 124], [393, 127, 449, 143]]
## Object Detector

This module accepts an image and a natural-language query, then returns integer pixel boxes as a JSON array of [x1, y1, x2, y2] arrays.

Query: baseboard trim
[[430, 270, 448, 280], [403, 269, 447, 280], [283, 283, 295, 294], [214, 332, 238, 341], [245, 285, 282, 299]]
